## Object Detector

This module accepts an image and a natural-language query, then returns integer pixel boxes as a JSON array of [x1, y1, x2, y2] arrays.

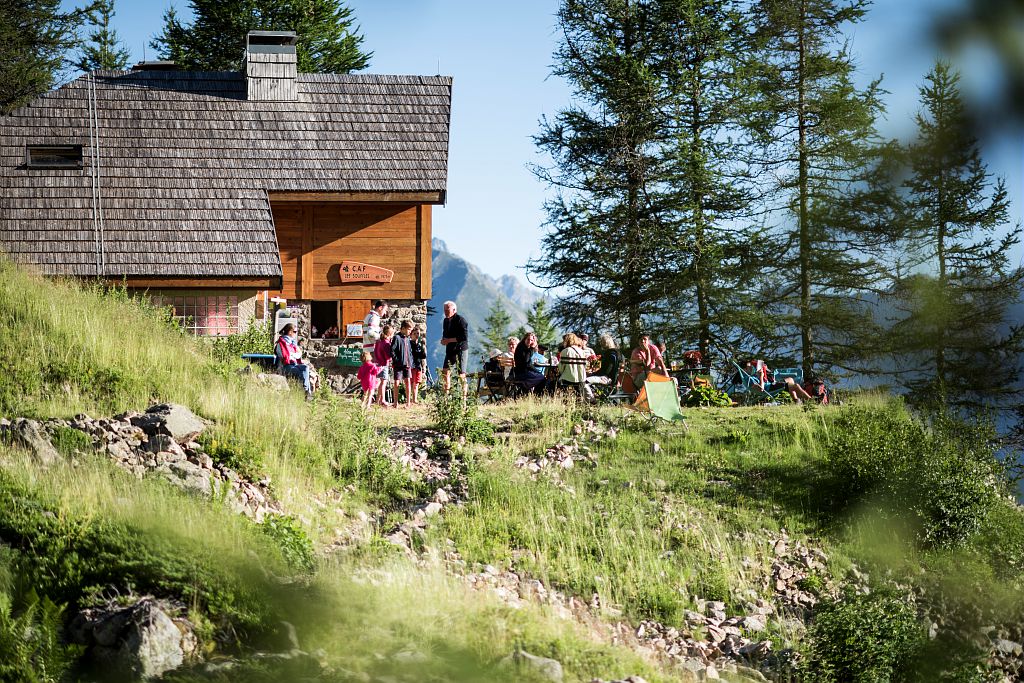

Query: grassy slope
[[0, 260, 1022, 681], [0, 263, 666, 682]]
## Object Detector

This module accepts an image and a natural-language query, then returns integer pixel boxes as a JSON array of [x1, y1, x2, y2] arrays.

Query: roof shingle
[[0, 70, 452, 278]]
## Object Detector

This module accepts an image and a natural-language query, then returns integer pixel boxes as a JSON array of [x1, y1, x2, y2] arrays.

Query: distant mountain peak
[[427, 240, 545, 371]]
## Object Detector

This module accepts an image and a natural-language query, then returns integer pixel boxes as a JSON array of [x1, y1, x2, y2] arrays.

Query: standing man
[[362, 300, 388, 356], [439, 300, 469, 392]]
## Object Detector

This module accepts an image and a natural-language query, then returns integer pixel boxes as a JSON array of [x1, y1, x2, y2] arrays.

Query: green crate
[[336, 347, 363, 367]]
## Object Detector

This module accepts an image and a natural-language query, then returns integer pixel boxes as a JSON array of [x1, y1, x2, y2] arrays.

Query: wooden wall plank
[[419, 204, 431, 299], [300, 206, 313, 299]]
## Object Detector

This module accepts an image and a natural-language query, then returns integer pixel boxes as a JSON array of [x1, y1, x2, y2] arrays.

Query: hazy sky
[[61, 0, 1022, 281]]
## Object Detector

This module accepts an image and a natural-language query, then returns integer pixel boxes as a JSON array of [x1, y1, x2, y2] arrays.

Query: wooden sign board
[[339, 261, 394, 283]]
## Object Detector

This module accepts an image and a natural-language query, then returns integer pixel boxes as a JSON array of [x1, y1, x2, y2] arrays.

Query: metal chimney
[[245, 31, 298, 102]]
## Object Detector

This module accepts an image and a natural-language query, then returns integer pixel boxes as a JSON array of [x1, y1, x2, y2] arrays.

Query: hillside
[[0, 260, 1022, 682], [427, 239, 544, 372]]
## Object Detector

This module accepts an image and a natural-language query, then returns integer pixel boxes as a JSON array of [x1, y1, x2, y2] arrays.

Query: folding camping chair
[[724, 361, 788, 405], [632, 373, 686, 426]]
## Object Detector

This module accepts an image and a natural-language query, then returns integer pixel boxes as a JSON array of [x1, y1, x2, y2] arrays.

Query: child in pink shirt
[[357, 351, 382, 409], [373, 324, 395, 406]]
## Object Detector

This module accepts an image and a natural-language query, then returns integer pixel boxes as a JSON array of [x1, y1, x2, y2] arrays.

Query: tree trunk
[[797, 0, 814, 379]]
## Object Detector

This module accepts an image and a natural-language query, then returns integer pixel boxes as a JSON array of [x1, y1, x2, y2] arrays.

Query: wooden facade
[[269, 200, 433, 302]]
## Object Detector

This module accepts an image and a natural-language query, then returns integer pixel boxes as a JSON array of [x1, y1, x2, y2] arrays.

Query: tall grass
[[0, 261, 387, 531]]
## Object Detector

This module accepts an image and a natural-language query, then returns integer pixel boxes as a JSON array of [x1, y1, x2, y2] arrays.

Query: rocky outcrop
[[70, 598, 197, 680], [501, 650, 564, 682], [1, 405, 279, 521], [4, 418, 60, 465]]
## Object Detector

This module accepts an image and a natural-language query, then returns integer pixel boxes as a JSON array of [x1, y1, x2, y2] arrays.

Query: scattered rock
[[131, 404, 206, 443], [501, 650, 564, 682], [72, 598, 191, 680], [7, 419, 60, 465], [255, 373, 290, 392], [650, 442, 661, 454]]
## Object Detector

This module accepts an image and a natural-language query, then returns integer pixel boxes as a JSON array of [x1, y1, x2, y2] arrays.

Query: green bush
[[431, 387, 495, 444], [49, 426, 93, 457], [824, 402, 1003, 548], [0, 588, 82, 683], [260, 515, 315, 573], [684, 384, 732, 408], [199, 431, 265, 481], [807, 588, 925, 683], [0, 472, 271, 631], [211, 318, 274, 364]]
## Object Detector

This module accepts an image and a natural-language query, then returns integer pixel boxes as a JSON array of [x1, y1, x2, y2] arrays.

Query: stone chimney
[[245, 31, 298, 102]]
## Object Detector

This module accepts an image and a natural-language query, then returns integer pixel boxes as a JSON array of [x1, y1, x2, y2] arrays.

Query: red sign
[[339, 261, 394, 283]]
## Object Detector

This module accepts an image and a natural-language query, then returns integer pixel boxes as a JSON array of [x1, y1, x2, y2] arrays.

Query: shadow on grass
[[713, 460, 850, 533]]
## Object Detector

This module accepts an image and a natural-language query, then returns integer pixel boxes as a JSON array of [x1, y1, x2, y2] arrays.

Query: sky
[[62, 0, 1023, 282]]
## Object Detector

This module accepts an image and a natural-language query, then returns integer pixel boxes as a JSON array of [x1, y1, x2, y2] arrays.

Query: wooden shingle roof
[[0, 70, 452, 279]]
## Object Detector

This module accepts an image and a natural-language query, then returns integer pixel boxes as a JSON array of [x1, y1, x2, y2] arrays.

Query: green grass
[[1, 259, 1022, 681], [444, 403, 843, 628]]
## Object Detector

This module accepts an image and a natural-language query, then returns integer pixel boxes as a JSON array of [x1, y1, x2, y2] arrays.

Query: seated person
[[556, 333, 590, 398], [275, 324, 319, 398], [498, 336, 518, 379], [629, 333, 668, 388], [512, 332, 548, 395], [587, 334, 620, 386]]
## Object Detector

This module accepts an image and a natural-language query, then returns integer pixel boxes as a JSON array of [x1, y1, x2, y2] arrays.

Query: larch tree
[[0, 0, 94, 114], [530, 0, 680, 348], [526, 300, 560, 350], [653, 0, 768, 360], [152, 0, 371, 73], [886, 61, 1024, 410], [74, 0, 130, 72], [477, 299, 512, 360], [746, 0, 889, 378]]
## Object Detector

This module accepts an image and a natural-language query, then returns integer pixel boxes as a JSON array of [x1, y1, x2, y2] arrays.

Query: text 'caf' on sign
[[338, 261, 394, 283]]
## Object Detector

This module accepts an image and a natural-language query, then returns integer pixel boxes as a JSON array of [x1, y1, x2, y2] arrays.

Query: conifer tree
[[654, 0, 767, 359], [74, 0, 130, 72], [0, 0, 93, 113], [531, 0, 680, 348], [152, 0, 371, 73], [887, 61, 1024, 410], [477, 299, 512, 360], [746, 0, 888, 377], [526, 300, 559, 349]]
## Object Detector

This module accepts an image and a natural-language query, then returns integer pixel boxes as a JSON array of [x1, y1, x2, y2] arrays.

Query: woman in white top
[[557, 333, 590, 398]]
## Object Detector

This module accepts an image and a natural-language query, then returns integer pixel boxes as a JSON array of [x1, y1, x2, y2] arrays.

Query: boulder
[[73, 599, 189, 680], [118, 600, 186, 679], [131, 404, 206, 443], [9, 419, 60, 465], [501, 650, 564, 682], [255, 373, 290, 392], [165, 461, 212, 496]]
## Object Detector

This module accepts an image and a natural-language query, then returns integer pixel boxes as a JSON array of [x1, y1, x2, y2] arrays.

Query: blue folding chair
[[724, 362, 788, 405]]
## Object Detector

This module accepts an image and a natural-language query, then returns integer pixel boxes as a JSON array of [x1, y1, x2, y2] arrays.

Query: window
[[151, 295, 239, 336], [25, 145, 83, 169]]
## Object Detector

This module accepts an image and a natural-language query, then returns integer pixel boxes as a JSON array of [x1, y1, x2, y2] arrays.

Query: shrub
[[807, 588, 925, 683], [684, 384, 732, 408], [431, 387, 495, 444], [824, 402, 1003, 549], [260, 515, 315, 573], [211, 318, 274, 364], [0, 585, 82, 683], [199, 431, 265, 481], [49, 426, 93, 456]]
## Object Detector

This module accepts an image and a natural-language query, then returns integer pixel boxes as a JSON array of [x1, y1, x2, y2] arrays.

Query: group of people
[[356, 300, 428, 408], [485, 330, 607, 399], [275, 299, 827, 407]]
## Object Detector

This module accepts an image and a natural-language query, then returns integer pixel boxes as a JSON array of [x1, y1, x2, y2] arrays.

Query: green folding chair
[[634, 377, 686, 425]]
